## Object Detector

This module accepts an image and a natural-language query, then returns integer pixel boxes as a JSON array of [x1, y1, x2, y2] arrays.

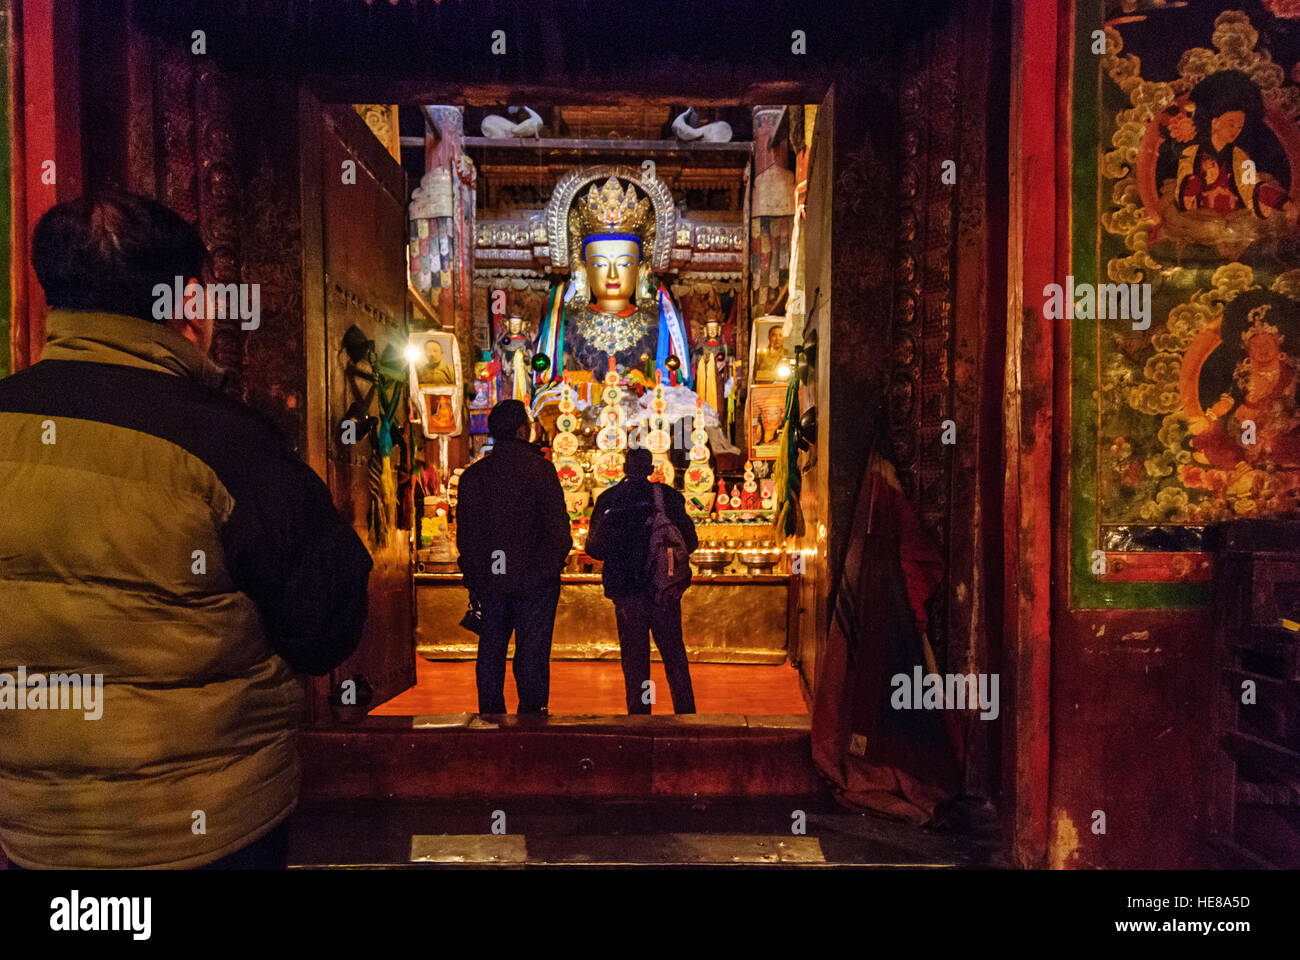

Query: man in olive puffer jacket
[[0, 191, 373, 869]]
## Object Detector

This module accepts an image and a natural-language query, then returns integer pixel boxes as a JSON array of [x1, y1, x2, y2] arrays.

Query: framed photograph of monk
[[408, 331, 463, 438], [750, 316, 789, 383], [411, 331, 460, 386], [748, 383, 787, 460]]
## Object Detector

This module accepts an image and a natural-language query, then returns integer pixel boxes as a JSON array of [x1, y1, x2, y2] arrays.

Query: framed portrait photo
[[749, 315, 790, 384], [409, 331, 463, 438], [747, 382, 787, 460]]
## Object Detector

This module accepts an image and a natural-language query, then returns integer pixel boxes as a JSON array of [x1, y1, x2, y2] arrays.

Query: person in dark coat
[[585, 447, 698, 714], [455, 400, 572, 714]]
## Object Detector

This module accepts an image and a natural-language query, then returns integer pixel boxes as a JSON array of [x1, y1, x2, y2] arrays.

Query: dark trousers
[[4, 820, 290, 870], [476, 579, 561, 714], [614, 593, 696, 714]]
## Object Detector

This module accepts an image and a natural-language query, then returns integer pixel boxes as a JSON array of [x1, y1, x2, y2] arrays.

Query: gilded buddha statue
[[566, 177, 660, 377], [535, 175, 691, 387]]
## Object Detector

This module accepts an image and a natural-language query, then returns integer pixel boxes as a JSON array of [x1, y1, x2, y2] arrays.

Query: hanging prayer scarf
[[772, 378, 802, 539], [654, 285, 692, 388], [533, 280, 566, 387], [530, 381, 566, 420]]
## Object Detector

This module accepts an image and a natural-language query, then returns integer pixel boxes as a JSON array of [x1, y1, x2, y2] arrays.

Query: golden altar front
[[414, 570, 793, 664]]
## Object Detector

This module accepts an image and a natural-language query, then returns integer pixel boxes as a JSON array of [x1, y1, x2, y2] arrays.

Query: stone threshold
[[294, 833, 957, 868], [299, 713, 818, 802], [285, 796, 1000, 868]]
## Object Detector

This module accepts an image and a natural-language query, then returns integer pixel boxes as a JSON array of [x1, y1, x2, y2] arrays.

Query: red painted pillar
[[10, 0, 82, 371], [422, 105, 466, 333], [1004, 0, 1067, 868]]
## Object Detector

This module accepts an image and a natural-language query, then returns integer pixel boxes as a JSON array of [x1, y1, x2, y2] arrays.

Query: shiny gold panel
[[415, 574, 790, 664]]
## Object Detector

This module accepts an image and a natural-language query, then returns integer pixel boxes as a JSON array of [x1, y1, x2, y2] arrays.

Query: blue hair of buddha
[[582, 233, 642, 257]]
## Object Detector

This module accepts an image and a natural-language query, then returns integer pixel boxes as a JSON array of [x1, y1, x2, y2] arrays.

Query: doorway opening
[[315, 100, 824, 719]]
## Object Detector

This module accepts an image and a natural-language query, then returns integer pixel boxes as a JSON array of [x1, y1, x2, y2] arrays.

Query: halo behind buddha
[[544, 165, 676, 272]]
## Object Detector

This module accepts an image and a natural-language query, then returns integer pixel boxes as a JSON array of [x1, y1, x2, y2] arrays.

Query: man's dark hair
[[624, 446, 653, 477], [488, 399, 530, 441], [31, 190, 208, 323]]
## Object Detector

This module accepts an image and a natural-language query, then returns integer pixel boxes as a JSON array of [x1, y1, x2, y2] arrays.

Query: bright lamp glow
[[403, 344, 422, 363], [776, 361, 792, 379]]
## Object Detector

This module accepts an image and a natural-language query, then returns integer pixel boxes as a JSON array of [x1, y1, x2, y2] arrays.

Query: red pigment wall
[[1048, 609, 1214, 868]]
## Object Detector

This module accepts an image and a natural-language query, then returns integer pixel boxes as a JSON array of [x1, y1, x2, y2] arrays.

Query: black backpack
[[595, 500, 654, 596], [643, 485, 691, 605]]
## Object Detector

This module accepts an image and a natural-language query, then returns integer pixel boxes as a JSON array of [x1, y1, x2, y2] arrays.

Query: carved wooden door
[[793, 90, 833, 699], [299, 92, 415, 719]]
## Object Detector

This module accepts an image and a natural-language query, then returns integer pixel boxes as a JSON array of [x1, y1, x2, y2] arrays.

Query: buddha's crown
[[574, 176, 652, 241]]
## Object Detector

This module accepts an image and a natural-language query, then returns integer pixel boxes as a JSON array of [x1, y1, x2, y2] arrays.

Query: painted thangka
[[750, 216, 791, 318], [1079, 4, 1300, 599]]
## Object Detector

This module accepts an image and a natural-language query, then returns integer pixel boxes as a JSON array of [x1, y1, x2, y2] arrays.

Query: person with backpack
[[585, 446, 699, 714]]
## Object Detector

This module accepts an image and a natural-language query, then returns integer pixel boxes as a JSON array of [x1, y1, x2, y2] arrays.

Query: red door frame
[[9, 0, 1059, 865], [1003, 0, 1070, 868]]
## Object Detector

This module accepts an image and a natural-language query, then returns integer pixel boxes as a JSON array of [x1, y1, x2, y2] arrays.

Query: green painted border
[[1068, 0, 1209, 609]]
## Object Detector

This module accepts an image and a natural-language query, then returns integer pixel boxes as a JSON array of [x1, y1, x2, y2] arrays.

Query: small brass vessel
[[692, 548, 733, 574], [739, 546, 783, 574]]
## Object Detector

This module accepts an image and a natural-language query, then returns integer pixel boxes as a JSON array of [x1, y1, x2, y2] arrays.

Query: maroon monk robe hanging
[[811, 450, 959, 824]]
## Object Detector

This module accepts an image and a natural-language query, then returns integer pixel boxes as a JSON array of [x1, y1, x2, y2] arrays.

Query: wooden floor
[[372, 657, 809, 716]]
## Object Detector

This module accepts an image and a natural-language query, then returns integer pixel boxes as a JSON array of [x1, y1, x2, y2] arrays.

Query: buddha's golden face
[[584, 238, 640, 314]]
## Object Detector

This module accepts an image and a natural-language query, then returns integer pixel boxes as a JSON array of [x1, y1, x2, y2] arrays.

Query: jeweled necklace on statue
[[575, 304, 651, 355]]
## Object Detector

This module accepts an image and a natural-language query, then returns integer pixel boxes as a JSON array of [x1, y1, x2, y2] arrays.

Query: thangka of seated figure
[[1173, 72, 1294, 222], [1189, 299, 1300, 471]]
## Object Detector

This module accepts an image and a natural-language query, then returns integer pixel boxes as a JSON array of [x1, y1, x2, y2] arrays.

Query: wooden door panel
[[302, 93, 414, 717]]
